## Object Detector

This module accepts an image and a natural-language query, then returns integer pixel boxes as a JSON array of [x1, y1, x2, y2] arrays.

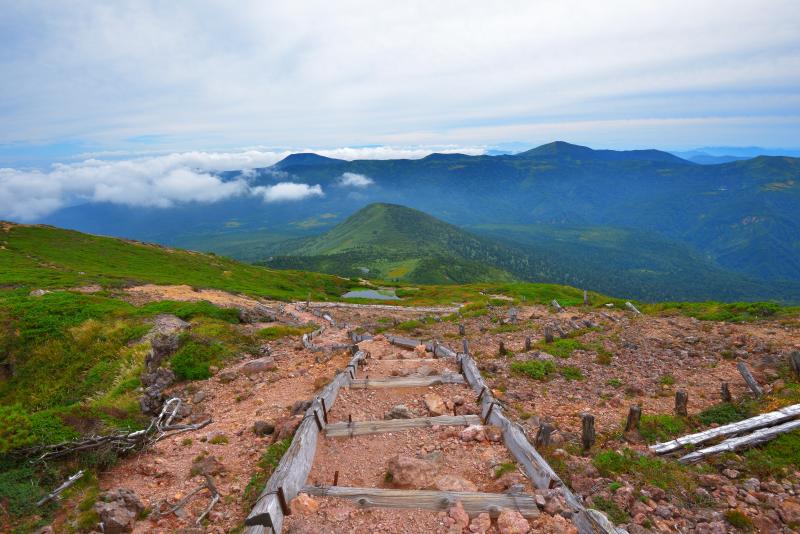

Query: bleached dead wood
[[599, 312, 617, 323], [349, 374, 465, 389], [245, 350, 366, 533], [650, 403, 800, 455], [458, 347, 617, 534], [350, 331, 373, 343], [551, 299, 565, 313], [425, 341, 458, 359], [37, 470, 84, 506], [302, 486, 540, 517], [325, 415, 481, 437], [154, 474, 220, 526], [737, 360, 763, 397], [679, 419, 800, 464], [624, 302, 641, 315], [387, 335, 422, 349]]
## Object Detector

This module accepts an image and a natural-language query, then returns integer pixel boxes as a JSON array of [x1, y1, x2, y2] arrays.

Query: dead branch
[[36, 470, 84, 506], [23, 398, 210, 463], [154, 474, 220, 526]]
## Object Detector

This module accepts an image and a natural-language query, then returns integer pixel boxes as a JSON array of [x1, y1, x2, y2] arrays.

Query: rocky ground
[[43, 289, 800, 533]]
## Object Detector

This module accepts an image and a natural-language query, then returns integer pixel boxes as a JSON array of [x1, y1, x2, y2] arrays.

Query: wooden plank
[[325, 415, 481, 437], [737, 360, 763, 397], [302, 485, 540, 517], [679, 419, 800, 464], [425, 341, 458, 359], [650, 403, 800, 455], [244, 350, 366, 534], [349, 374, 464, 389]]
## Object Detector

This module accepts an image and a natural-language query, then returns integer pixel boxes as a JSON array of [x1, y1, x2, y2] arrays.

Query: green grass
[[659, 374, 676, 386], [697, 403, 750, 426], [559, 366, 584, 380], [536, 337, 586, 358], [592, 495, 630, 524], [638, 414, 686, 443], [510, 360, 555, 380], [743, 429, 800, 477], [257, 324, 315, 340], [593, 449, 695, 492], [724, 510, 754, 531], [493, 462, 517, 478], [243, 438, 292, 508]]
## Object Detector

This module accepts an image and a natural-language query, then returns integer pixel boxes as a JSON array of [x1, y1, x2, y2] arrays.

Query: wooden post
[[462, 338, 470, 355], [625, 301, 642, 315], [580, 413, 595, 451], [624, 406, 641, 433], [524, 337, 532, 352], [535, 422, 555, 448], [543, 326, 553, 344], [737, 361, 763, 397], [459, 324, 465, 336], [675, 390, 688, 416], [583, 290, 589, 306], [721, 382, 732, 403], [551, 299, 565, 313], [498, 341, 507, 356], [790, 351, 800, 378]]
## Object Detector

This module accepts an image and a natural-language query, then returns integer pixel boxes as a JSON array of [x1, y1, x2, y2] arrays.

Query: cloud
[[338, 172, 373, 187], [251, 182, 324, 202]]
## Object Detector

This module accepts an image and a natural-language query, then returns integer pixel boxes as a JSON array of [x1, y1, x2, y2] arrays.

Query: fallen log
[[387, 335, 422, 350], [325, 415, 481, 437], [37, 470, 84, 506], [679, 419, 800, 464], [650, 403, 800, 455], [624, 302, 641, 315], [349, 374, 465, 389], [737, 360, 763, 397], [302, 486, 540, 517]]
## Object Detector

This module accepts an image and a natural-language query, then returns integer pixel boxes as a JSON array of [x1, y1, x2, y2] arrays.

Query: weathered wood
[[675, 390, 688, 417], [535, 422, 555, 448], [302, 486, 539, 517], [524, 336, 532, 351], [37, 470, 84, 506], [679, 419, 800, 464], [498, 341, 507, 357], [458, 351, 617, 534], [543, 326, 554, 343], [624, 301, 642, 315], [551, 299, 565, 313], [650, 403, 800, 455], [350, 331, 373, 343], [583, 290, 589, 306], [425, 341, 458, 359], [599, 311, 617, 323], [325, 415, 481, 437], [349, 374, 465, 389], [624, 406, 641, 433], [789, 351, 800, 378], [458, 323, 465, 336], [245, 350, 366, 533], [737, 360, 763, 397], [581, 413, 596, 451], [721, 382, 732, 403], [386, 335, 422, 350]]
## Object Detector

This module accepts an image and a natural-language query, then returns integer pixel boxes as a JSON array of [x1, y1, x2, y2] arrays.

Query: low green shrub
[[697, 403, 749, 426], [510, 360, 555, 380], [559, 366, 584, 380], [0, 405, 34, 453], [724, 509, 753, 530], [537, 338, 586, 359], [257, 325, 315, 340], [243, 438, 293, 507], [743, 429, 800, 477], [639, 414, 686, 443], [170, 340, 226, 380], [592, 495, 630, 524], [593, 449, 694, 492]]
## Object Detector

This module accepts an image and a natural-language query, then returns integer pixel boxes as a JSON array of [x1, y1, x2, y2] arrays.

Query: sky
[[1, 0, 800, 220]]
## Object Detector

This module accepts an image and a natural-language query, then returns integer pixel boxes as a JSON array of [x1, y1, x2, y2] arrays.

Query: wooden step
[[302, 485, 540, 517], [349, 374, 465, 389], [325, 414, 480, 437]]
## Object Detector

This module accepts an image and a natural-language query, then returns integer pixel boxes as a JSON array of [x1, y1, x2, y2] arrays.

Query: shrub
[[537, 338, 585, 359], [170, 340, 225, 380], [257, 325, 315, 340], [593, 449, 694, 491], [606, 378, 623, 388], [494, 462, 516, 478], [724, 510, 753, 530], [659, 374, 675, 386], [638, 414, 686, 443], [209, 434, 229, 445], [698, 403, 749, 426], [743, 429, 800, 477], [510, 360, 555, 380], [559, 366, 584, 380], [243, 438, 292, 507], [0, 405, 34, 453], [592, 495, 630, 524], [396, 320, 422, 331]]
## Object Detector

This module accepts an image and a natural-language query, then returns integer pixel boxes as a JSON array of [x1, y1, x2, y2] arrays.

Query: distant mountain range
[[41, 141, 800, 302]]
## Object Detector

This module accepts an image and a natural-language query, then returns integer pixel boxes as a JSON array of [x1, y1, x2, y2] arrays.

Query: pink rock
[[778, 497, 800, 524], [449, 501, 470, 529], [497, 508, 530, 534], [469, 512, 491, 533], [460, 425, 487, 442], [435, 474, 478, 492], [415, 344, 428, 357], [289, 493, 319, 515], [386, 455, 438, 488], [240, 356, 276, 375], [424, 393, 447, 416]]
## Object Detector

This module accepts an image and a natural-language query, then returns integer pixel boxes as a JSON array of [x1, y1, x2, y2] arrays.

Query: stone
[[416, 365, 435, 377], [217, 369, 237, 383], [497, 508, 530, 534], [495, 472, 525, 491], [253, 420, 275, 436], [385, 404, 416, 419], [453, 396, 465, 406], [414, 344, 427, 357], [778, 497, 800, 524], [192, 390, 208, 404], [146, 333, 181, 371], [449, 501, 470, 530], [751, 513, 781, 532], [240, 356, 277, 375], [94, 489, 144, 534], [386, 455, 438, 489], [238, 304, 277, 323], [29, 289, 50, 297], [191, 454, 224, 476], [722, 468, 740, 479], [460, 425, 487, 442], [272, 415, 303, 441], [289, 493, 319, 515], [469, 512, 492, 533], [484, 425, 502, 442], [435, 475, 478, 492], [290, 399, 312, 415], [699, 474, 727, 489], [423, 393, 447, 416]]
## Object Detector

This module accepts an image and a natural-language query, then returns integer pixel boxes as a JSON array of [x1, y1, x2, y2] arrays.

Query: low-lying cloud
[[252, 182, 324, 202], [338, 172, 374, 188], [0, 145, 483, 221]]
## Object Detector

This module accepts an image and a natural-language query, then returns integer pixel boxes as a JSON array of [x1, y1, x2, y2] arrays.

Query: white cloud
[[338, 172, 373, 188], [251, 182, 323, 202]]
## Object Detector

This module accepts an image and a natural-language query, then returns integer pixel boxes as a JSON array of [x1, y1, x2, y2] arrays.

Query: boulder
[[253, 420, 275, 436], [469, 513, 492, 533], [497, 508, 530, 534], [435, 475, 478, 492], [290, 493, 320, 515], [416, 365, 435, 377], [290, 399, 312, 415], [423, 393, 447, 416], [272, 415, 303, 441], [460, 425, 487, 442], [145, 333, 181, 371], [386, 455, 438, 488], [385, 404, 416, 419], [449, 501, 470, 529], [240, 356, 277, 375], [238, 304, 277, 323], [217, 369, 237, 383], [94, 489, 144, 534], [191, 454, 225, 476], [778, 497, 800, 524]]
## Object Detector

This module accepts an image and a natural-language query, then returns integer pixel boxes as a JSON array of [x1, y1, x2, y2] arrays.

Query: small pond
[[342, 288, 400, 300]]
